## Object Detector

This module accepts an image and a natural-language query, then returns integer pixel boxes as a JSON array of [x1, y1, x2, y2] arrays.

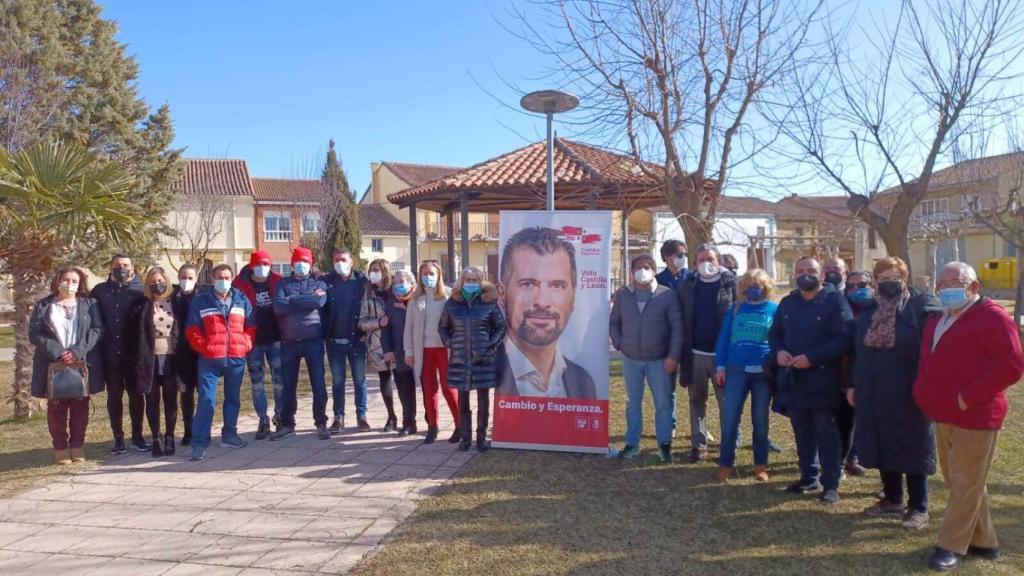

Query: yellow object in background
[[979, 258, 1016, 290]]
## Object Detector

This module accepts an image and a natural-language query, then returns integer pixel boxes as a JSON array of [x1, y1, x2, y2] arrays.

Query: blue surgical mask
[[253, 265, 271, 279], [422, 275, 438, 289], [848, 287, 872, 303], [462, 283, 480, 294], [744, 286, 764, 302], [214, 279, 231, 294], [394, 283, 412, 296], [293, 262, 311, 277], [939, 287, 970, 310]]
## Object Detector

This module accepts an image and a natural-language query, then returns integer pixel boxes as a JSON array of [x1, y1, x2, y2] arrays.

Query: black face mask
[[824, 271, 843, 287], [877, 281, 903, 300], [151, 283, 168, 296], [112, 268, 131, 283], [796, 274, 821, 292]]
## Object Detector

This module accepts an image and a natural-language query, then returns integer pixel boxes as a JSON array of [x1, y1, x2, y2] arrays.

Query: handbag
[[47, 361, 89, 400]]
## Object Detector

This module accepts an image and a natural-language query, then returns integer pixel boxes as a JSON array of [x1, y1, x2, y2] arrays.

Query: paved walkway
[[0, 380, 469, 575]]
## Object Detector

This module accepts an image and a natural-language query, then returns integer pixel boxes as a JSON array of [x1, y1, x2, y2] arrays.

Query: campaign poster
[[492, 210, 611, 453]]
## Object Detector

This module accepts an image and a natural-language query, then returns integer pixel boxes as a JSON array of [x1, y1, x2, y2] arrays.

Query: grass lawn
[[355, 362, 1024, 576], [0, 326, 13, 348]]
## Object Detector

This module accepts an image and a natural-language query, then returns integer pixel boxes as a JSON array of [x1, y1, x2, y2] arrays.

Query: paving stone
[[255, 538, 344, 573], [318, 544, 377, 575], [228, 512, 316, 539], [162, 562, 243, 576], [215, 491, 292, 512], [0, 549, 50, 572], [19, 552, 115, 576], [298, 517, 374, 544], [62, 526, 162, 557], [121, 531, 212, 563], [4, 524, 98, 554], [191, 535, 278, 568], [0, 520, 34, 547], [88, 556, 178, 576]]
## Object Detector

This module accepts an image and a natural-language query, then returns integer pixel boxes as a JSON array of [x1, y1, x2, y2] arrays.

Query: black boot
[[163, 434, 175, 456], [448, 428, 462, 444], [151, 435, 164, 458], [476, 389, 490, 452], [181, 430, 191, 447], [424, 426, 439, 444], [383, 416, 397, 433]]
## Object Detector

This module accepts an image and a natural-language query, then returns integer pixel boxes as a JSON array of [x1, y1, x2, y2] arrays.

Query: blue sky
[[102, 1, 554, 195]]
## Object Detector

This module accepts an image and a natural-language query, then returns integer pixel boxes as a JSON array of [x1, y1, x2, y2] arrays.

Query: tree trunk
[[924, 240, 937, 291], [10, 271, 43, 420], [879, 223, 912, 271]]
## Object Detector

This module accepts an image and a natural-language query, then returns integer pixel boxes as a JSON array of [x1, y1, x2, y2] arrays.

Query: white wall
[[360, 236, 412, 271], [653, 212, 777, 277]]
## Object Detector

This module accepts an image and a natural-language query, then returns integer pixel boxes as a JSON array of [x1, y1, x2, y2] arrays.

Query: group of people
[[613, 240, 1022, 571], [30, 247, 508, 467]]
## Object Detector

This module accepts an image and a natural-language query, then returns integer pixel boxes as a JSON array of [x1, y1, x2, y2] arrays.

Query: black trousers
[[180, 382, 196, 439], [838, 400, 857, 462], [378, 369, 396, 420], [881, 470, 929, 513], [146, 367, 178, 437], [393, 368, 417, 427], [105, 364, 145, 440], [458, 388, 491, 440]]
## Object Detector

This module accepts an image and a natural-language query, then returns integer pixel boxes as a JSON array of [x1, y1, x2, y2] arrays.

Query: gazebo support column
[[622, 209, 630, 285], [408, 202, 418, 273], [446, 208, 456, 280], [460, 191, 470, 270]]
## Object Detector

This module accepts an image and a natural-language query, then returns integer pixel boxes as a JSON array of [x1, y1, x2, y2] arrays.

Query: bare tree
[[164, 192, 231, 272], [505, 0, 823, 252], [769, 0, 1024, 274]]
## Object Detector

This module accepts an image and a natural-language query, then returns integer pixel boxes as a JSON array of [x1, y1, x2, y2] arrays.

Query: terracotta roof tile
[[358, 204, 408, 237], [173, 158, 253, 196], [716, 196, 778, 214], [382, 162, 463, 187], [251, 177, 322, 202], [879, 151, 1024, 195]]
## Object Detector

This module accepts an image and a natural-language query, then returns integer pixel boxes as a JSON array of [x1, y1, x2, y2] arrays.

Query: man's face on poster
[[505, 247, 576, 349]]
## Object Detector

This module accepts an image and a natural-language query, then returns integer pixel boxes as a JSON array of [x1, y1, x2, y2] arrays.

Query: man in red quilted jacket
[[913, 261, 1023, 572], [186, 264, 256, 461]]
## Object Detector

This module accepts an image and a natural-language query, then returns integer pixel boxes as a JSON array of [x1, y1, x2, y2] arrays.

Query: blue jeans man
[[719, 367, 772, 469], [246, 342, 283, 431], [789, 406, 842, 492], [326, 339, 368, 428], [622, 357, 675, 459], [191, 357, 246, 458], [277, 339, 328, 433]]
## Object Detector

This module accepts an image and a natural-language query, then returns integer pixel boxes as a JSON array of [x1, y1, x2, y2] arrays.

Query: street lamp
[[520, 90, 579, 211]]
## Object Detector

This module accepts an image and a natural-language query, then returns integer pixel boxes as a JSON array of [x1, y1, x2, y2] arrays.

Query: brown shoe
[[754, 465, 770, 482], [717, 466, 733, 483], [901, 509, 930, 531], [864, 498, 903, 517], [53, 449, 72, 465], [69, 448, 86, 463]]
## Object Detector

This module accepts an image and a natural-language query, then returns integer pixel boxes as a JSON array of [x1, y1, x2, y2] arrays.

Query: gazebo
[[387, 137, 667, 276]]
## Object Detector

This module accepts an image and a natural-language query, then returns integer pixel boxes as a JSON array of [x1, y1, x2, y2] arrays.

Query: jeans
[[458, 388, 491, 441], [246, 342, 283, 422], [790, 407, 842, 490], [47, 398, 89, 450], [688, 353, 725, 451], [719, 367, 771, 467], [623, 357, 675, 446], [192, 357, 245, 451], [326, 340, 368, 419], [881, 470, 929, 513], [281, 339, 327, 428]]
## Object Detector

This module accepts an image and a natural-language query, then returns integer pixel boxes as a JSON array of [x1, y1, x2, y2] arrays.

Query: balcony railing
[[264, 230, 292, 242], [424, 221, 500, 241]]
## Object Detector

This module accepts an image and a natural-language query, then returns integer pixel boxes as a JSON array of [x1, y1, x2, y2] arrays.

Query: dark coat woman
[[439, 270, 506, 451], [30, 297, 106, 397], [381, 270, 419, 440], [851, 258, 941, 530], [171, 270, 200, 446]]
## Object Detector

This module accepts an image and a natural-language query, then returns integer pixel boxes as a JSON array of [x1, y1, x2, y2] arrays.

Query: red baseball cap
[[291, 247, 313, 265], [249, 250, 272, 267]]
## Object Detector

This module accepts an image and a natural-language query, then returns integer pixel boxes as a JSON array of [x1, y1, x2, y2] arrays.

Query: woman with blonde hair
[[714, 268, 778, 482], [439, 266, 506, 451], [404, 260, 458, 443], [130, 267, 183, 457], [358, 258, 399, 431], [30, 266, 104, 464]]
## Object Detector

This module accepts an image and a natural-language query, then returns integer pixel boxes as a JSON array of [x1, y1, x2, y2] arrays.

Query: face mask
[[698, 262, 719, 279], [214, 279, 231, 294], [633, 268, 655, 284], [673, 256, 688, 270], [293, 262, 311, 277], [112, 268, 131, 283], [939, 287, 970, 310], [59, 281, 79, 295], [394, 283, 412, 296], [151, 283, 168, 296], [368, 271, 383, 284], [876, 281, 903, 300], [796, 274, 821, 292], [824, 271, 844, 288], [462, 283, 481, 294], [848, 287, 872, 303], [745, 286, 765, 302], [422, 274, 438, 289], [253, 265, 271, 279], [179, 279, 196, 293]]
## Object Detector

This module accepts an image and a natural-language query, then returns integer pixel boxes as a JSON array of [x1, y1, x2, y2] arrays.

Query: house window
[[756, 226, 766, 238], [301, 212, 321, 234], [391, 261, 406, 271], [961, 194, 981, 212], [264, 211, 292, 242], [371, 238, 383, 252], [919, 198, 949, 219], [271, 263, 290, 276], [868, 228, 877, 250], [794, 227, 804, 245]]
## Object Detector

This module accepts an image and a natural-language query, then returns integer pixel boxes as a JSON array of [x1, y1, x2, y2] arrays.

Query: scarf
[[863, 294, 901, 348]]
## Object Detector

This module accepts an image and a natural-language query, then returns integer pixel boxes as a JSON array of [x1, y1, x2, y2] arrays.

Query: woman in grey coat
[[30, 266, 104, 464]]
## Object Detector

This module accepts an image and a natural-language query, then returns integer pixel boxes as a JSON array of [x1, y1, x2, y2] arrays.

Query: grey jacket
[[610, 284, 683, 362]]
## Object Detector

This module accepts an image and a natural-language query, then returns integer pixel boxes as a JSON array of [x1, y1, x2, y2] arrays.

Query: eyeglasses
[[848, 282, 870, 290]]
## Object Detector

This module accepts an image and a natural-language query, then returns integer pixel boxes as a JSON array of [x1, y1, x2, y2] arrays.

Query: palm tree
[[0, 141, 139, 419]]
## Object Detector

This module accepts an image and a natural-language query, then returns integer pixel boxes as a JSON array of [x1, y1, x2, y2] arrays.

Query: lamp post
[[520, 90, 579, 211]]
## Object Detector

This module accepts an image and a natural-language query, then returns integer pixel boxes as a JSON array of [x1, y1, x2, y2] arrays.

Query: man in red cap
[[232, 250, 283, 439], [272, 247, 330, 439]]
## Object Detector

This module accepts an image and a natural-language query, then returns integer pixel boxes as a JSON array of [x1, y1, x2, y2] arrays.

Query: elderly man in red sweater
[[913, 261, 1023, 572]]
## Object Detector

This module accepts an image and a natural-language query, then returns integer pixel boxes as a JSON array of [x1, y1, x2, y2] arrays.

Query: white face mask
[[698, 261, 719, 279], [179, 278, 196, 293], [253, 265, 271, 279], [59, 281, 79, 294], [673, 256, 688, 270], [634, 268, 655, 285], [368, 271, 382, 284], [334, 261, 352, 276]]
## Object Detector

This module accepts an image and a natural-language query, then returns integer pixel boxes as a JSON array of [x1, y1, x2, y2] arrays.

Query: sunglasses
[[847, 282, 870, 290]]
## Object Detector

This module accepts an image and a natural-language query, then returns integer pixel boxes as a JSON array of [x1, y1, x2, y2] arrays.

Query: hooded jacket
[[438, 283, 506, 391], [233, 264, 282, 345]]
